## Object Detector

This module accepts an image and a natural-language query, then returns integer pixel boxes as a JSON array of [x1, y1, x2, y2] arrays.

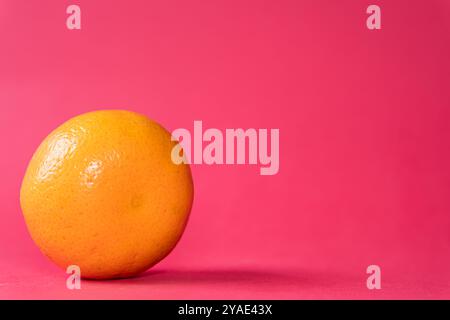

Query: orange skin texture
[[20, 110, 193, 279]]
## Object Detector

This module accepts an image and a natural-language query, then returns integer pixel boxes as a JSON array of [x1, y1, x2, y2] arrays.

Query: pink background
[[1, 0, 449, 299]]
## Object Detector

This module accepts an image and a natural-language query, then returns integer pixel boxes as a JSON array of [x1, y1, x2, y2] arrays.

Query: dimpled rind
[[20, 110, 194, 279]]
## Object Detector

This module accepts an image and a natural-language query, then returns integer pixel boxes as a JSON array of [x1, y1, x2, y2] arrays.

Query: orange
[[20, 110, 193, 279]]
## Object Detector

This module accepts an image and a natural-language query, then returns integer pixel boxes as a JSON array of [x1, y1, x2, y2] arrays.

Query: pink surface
[[0, 0, 450, 299]]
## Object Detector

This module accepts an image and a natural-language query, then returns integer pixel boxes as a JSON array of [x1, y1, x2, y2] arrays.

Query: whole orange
[[20, 110, 193, 279]]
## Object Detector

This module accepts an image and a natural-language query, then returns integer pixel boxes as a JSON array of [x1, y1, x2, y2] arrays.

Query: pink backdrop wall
[[0, 0, 449, 299]]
